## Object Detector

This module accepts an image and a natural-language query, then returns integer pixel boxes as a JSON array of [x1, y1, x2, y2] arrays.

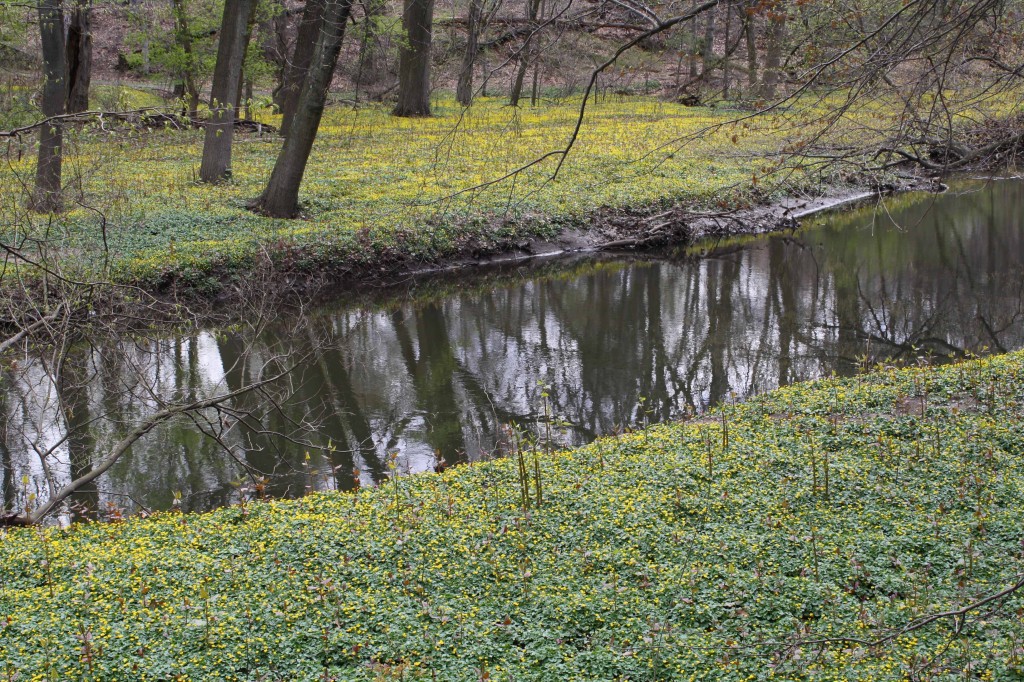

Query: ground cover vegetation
[[1, 2, 1024, 677], [0, 0, 1023, 293], [0, 94, 915, 290], [1, 351, 1023, 679]]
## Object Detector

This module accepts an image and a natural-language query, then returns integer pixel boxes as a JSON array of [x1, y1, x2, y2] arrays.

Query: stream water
[[3, 179, 1023, 518]]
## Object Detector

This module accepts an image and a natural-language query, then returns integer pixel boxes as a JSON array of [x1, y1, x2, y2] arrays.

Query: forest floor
[[0, 91, 946, 297], [2, 350, 1023, 679]]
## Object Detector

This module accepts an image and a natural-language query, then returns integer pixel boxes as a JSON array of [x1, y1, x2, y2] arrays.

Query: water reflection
[[3, 180, 1023, 516]]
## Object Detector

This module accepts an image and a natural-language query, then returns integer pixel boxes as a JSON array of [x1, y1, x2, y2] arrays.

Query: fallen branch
[[0, 108, 278, 139]]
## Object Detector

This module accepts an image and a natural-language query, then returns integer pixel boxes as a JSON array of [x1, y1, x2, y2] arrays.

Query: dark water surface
[[4, 180, 1023, 517]]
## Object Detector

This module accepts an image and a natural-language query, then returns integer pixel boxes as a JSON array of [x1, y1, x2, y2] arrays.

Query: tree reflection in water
[[4, 181, 1023, 515]]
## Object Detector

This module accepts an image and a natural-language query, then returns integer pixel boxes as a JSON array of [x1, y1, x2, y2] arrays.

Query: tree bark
[[254, 0, 354, 217], [266, 1, 289, 110], [393, 0, 436, 116], [200, 0, 257, 183], [509, 56, 529, 106], [232, 10, 256, 114], [722, 0, 732, 98], [30, 0, 67, 213], [234, 63, 246, 113], [480, 47, 489, 96], [171, 0, 201, 116], [701, 6, 715, 80], [530, 0, 546, 106], [243, 78, 254, 120], [355, 0, 388, 87], [743, 3, 758, 93], [456, 0, 483, 106], [688, 15, 699, 80], [762, 3, 786, 99], [508, 0, 540, 107], [65, 0, 93, 114], [280, 0, 325, 136]]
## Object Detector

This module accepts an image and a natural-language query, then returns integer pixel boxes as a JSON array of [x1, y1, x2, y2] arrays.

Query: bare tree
[[200, 0, 258, 183], [742, 0, 757, 93], [354, 0, 390, 89], [394, 0, 436, 116], [171, 0, 201, 116], [509, 0, 542, 106], [65, 0, 93, 114], [457, 0, 485, 106], [760, 0, 785, 98], [264, 0, 290, 111], [279, 0, 325, 136], [29, 0, 67, 213], [253, 0, 355, 217], [700, 2, 714, 83]]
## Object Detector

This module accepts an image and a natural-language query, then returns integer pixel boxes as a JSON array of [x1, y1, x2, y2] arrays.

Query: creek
[[3, 179, 1022, 517]]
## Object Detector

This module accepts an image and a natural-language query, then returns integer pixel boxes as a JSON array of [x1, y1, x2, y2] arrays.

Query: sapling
[[810, 434, 818, 496], [75, 615, 95, 675], [388, 451, 402, 524], [37, 526, 55, 600], [200, 582, 211, 647], [720, 402, 730, 453], [511, 426, 531, 513], [823, 447, 830, 502], [533, 448, 543, 508], [702, 427, 714, 486], [809, 524, 820, 582]]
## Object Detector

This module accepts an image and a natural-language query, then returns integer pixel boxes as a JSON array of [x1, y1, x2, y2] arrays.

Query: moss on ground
[[2, 351, 1024, 680]]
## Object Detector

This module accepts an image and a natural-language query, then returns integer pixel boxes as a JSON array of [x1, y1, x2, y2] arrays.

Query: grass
[[1, 92, 906, 292], [2, 350, 1024, 680]]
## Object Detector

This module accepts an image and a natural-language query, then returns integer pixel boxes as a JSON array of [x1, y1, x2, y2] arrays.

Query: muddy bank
[[391, 175, 942, 282], [147, 173, 944, 310]]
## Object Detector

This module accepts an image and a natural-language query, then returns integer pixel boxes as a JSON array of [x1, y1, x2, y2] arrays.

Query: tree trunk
[[394, 0, 435, 116], [266, 1, 289, 111], [508, 0, 540, 107], [481, 48, 489, 96], [234, 64, 245, 113], [30, 0, 67, 213], [530, 0, 545, 106], [509, 56, 529, 106], [65, 0, 93, 114], [722, 0, 732, 99], [232, 12, 256, 114], [701, 7, 715, 80], [456, 0, 483, 106], [355, 0, 388, 87], [200, 0, 256, 183], [142, 36, 151, 74], [762, 4, 785, 99], [244, 78, 254, 120], [280, 0, 325, 136], [171, 0, 201, 116], [744, 4, 757, 93], [688, 16, 699, 80], [254, 0, 354, 217], [530, 59, 540, 105]]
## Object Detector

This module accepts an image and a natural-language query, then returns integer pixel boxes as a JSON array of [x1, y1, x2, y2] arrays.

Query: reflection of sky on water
[[3, 180, 1023, 517]]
